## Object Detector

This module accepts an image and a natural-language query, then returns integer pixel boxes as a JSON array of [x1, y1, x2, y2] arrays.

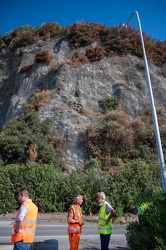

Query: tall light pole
[[118, 11, 166, 194]]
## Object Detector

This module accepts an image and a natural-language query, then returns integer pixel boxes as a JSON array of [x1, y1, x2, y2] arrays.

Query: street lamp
[[118, 11, 166, 194]]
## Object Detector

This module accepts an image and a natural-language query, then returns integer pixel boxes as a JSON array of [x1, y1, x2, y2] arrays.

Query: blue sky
[[1, 0, 166, 41]]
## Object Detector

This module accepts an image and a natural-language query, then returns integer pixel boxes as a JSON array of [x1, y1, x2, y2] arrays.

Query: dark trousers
[[100, 234, 111, 250], [13, 241, 31, 250]]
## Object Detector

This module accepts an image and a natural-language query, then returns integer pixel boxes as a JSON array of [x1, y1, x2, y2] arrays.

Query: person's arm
[[106, 209, 116, 224], [68, 208, 83, 226], [15, 220, 22, 233], [15, 205, 27, 233], [105, 202, 116, 224]]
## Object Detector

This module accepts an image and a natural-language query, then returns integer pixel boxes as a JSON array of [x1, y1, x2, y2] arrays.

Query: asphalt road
[[0, 219, 129, 250]]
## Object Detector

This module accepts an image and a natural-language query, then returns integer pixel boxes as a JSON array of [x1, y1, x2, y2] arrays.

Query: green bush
[[0, 159, 163, 216], [117, 159, 162, 213], [0, 163, 66, 212], [86, 109, 135, 168], [0, 112, 63, 165], [86, 107, 166, 169], [126, 193, 166, 249], [10, 26, 35, 50], [36, 22, 65, 40], [99, 96, 120, 113], [67, 22, 108, 48], [1, 21, 166, 66]]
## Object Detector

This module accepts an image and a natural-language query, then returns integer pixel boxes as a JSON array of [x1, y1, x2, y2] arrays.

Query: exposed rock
[[0, 37, 166, 168]]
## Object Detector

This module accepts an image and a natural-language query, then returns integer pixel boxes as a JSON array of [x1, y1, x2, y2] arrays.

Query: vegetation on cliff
[[0, 22, 166, 67]]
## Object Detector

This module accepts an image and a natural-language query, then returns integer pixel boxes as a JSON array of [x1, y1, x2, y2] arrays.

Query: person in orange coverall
[[67, 194, 84, 250]]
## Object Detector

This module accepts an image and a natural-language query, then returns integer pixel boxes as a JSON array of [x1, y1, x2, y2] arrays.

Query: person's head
[[97, 192, 106, 203], [74, 194, 83, 206], [18, 188, 29, 204]]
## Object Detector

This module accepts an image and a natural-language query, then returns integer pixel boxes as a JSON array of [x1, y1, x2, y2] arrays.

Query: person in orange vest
[[97, 192, 116, 250], [11, 188, 38, 250], [67, 194, 84, 250]]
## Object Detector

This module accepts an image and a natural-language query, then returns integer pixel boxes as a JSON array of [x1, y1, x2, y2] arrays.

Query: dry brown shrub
[[9, 26, 34, 50], [130, 118, 145, 132], [52, 134, 65, 155], [82, 106, 94, 119], [67, 22, 109, 48], [75, 123, 84, 131], [107, 110, 131, 127], [136, 61, 145, 70], [85, 46, 106, 62], [35, 22, 64, 40], [50, 59, 71, 71], [54, 103, 63, 110], [25, 89, 53, 111], [20, 64, 33, 72], [86, 109, 135, 164], [106, 50, 117, 57], [27, 144, 37, 162], [36, 50, 52, 64], [71, 50, 89, 65], [62, 163, 73, 173], [115, 80, 135, 91]]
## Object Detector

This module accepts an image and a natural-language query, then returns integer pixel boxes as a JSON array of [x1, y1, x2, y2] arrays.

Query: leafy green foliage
[[67, 22, 108, 48], [99, 96, 120, 113], [86, 109, 134, 168], [126, 193, 166, 249], [1, 21, 166, 67], [36, 22, 65, 40], [0, 163, 66, 212], [9, 26, 35, 50], [117, 160, 162, 213], [86, 105, 165, 169], [0, 112, 63, 165], [0, 101, 164, 219], [0, 160, 162, 216]]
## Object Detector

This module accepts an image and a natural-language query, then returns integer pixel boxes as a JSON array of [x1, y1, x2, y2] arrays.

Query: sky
[[1, 0, 166, 41]]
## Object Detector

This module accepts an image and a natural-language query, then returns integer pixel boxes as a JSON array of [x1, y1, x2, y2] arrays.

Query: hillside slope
[[0, 36, 166, 168]]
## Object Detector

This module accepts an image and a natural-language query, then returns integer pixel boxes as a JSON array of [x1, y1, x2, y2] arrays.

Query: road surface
[[0, 219, 129, 250]]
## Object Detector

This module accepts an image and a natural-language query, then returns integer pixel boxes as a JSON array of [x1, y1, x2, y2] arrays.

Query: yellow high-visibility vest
[[98, 202, 112, 235]]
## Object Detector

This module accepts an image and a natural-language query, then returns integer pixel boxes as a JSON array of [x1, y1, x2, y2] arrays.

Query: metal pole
[[118, 11, 166, 193]]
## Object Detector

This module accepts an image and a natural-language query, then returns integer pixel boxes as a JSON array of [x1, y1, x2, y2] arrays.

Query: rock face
[[0, 37, 166, 168]]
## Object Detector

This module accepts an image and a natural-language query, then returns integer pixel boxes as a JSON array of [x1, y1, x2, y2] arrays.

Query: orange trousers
[[68, 233, 81, 250]]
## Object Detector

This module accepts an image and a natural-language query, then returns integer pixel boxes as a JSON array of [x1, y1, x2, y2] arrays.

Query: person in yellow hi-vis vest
[[138, 201, 153, 222], [97, 192, 116, 250], [67, 194, 84, 250], [11, 188, 38, 250]]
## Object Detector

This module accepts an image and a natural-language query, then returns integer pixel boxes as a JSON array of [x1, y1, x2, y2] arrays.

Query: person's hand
[[79, 220, 84, 226], [15, 229, 23, 234], [105, 219, 110, 225]]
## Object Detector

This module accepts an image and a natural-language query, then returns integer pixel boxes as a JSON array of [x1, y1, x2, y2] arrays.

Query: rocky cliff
[[0, 36, 166, 168]]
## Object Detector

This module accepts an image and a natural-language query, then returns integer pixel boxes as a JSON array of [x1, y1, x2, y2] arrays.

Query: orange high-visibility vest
[[11, 200, 38, 243], [68, 204, 83, 234]]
